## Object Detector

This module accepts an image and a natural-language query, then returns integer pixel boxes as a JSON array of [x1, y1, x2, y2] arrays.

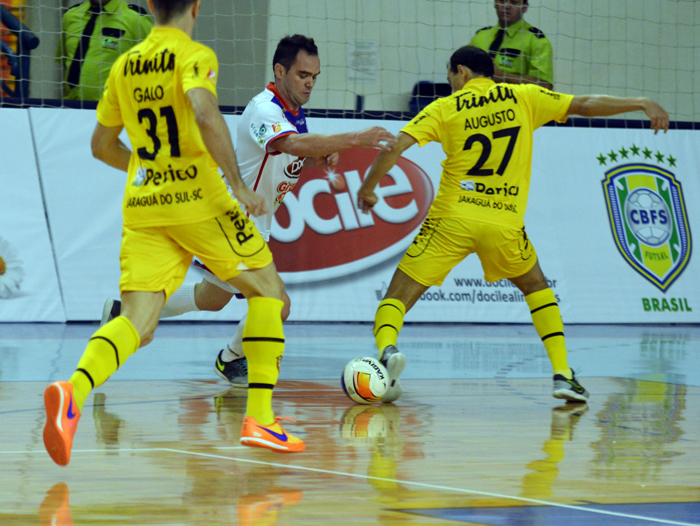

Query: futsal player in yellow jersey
[[42, 0, 305, 466], [358, 45, 669, 404]]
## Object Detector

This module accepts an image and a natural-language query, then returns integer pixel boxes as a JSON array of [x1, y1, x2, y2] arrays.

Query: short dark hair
[[152, 0, 196, 24], [449, 45, 494, 78], [272, 34, 318, 72]]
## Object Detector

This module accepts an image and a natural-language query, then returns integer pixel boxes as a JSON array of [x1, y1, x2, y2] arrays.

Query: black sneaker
[[214, 350, 248, 388], [100, 299, 122, 326], [552, 369, 589, 403]]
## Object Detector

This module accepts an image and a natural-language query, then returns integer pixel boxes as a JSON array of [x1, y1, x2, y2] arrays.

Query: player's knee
[[281, 292, 291, 321], [139, 332, 155, 348], [198, 294, 230, 312], [257, 274, 285, 302], [194, 281, 233, 312]]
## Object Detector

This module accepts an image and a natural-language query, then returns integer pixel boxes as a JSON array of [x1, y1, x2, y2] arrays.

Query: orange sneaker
[[238, 489, 304, 526], [38, 482, 73, 526], [43, 381, 81, 466], [240, 416, 305, 453]]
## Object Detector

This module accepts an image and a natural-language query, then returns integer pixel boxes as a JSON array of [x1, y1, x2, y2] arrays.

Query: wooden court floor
[[1, 322, 699, 525]]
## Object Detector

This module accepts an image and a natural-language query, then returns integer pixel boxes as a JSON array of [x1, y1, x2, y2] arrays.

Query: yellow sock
[[243, 297, 284, 426], [69, 316, 140, 411], [374, 299, 406, 358], [525, 289, 571, 378]]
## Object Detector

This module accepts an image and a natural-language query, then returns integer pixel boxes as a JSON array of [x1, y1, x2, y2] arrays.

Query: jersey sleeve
[[96, 60, 123, 127], [401, 99, 443, 146], [527, 36, 554, 85], [180, 45, 219, 98], [248, 102, 298, 154], [524, 85, 574, 128]]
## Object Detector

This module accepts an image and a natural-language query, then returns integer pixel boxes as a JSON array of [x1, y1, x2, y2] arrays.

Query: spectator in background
[[469, 0, 553, 89], [57, 0, 152, 100]]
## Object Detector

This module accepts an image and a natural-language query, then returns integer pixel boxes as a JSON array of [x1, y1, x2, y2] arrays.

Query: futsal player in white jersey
[[102, 34, 395, 385]]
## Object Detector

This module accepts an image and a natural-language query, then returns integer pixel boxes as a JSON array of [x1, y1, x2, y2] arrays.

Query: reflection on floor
[[1, 322, 699, 525]]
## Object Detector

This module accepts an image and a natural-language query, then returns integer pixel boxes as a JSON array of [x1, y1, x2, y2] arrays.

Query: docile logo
[[269, 148, 434, 283]]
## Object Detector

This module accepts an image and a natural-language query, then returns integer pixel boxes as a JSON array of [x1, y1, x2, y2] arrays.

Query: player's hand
[[357, 187, 378, 215], [643, 99, 669, 134], [311, 153, 339, 169], [235, 185, 268, 217], [354, 127, 397, 152]]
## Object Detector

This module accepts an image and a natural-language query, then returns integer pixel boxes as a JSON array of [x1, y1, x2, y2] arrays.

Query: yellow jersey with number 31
[[401, 78, 573, 228], [97, 26, 234, 228]]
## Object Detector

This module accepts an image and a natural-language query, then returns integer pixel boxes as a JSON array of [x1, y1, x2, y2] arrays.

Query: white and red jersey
[[235, 82, 308, 239]]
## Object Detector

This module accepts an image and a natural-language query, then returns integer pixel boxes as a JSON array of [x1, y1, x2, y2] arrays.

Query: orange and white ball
[[341, 357, 389, 404]]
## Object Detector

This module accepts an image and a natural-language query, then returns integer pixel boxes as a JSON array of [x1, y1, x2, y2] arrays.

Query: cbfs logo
[[602, 149, 691, 292], [269, 148, 434, 283]]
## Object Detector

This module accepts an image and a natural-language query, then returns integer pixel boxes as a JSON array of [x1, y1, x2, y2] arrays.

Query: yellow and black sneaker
[[552, 369, 589, 403], [214, 349, 248, 388]]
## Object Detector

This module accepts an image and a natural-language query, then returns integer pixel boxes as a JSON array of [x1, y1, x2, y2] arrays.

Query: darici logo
[[461, 180, 519, 196]]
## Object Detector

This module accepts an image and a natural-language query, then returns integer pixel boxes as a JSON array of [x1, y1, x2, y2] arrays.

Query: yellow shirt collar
[[502, 18, 527, 38]]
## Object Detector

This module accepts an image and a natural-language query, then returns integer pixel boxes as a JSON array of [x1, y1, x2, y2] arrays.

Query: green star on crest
[[642, 147, 653, 159], [630, 144, 640, 156], [668, 155, 677, 167], [596, 153, 607, 165], [655, 151, 665, 163], [619, 147, 629, 159], [608, 150, 618, 162]]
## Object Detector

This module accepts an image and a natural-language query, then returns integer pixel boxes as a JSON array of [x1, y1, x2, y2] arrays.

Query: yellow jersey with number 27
[[97, 26, 234, 228], [401, 78, 573, 229]]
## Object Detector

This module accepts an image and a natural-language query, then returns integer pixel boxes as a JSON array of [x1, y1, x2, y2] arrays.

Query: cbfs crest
[[602, 151, 691, 292]]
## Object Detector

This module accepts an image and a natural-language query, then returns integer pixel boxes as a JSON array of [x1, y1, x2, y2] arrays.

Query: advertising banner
[[29, 107, 125, 321], [28, 108, 700, 323], [0, 109, 65, 322]]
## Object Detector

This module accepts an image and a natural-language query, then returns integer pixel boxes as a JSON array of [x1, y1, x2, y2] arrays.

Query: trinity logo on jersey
[[601, 146, 691, 292]]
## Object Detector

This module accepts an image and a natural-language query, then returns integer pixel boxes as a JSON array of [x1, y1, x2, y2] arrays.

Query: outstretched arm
[[357, 132, 417, 214], [567, 95, 669, 134], [272, 126, 397, 158], [187, 87, 267, 217]]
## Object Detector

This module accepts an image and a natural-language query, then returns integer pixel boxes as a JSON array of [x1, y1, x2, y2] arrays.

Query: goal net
[[2, 0, 699, 124]]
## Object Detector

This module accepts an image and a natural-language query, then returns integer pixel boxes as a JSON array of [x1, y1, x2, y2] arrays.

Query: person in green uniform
[[57, 0, 153, 100], [469, 0, 553, 89]]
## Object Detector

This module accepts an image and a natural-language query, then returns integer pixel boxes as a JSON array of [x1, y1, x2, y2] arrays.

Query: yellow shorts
[[398, 216, 537, 287], [119, 207, 272, 301]]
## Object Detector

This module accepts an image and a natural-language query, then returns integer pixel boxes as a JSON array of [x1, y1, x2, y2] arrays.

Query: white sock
[[160, 283, 199, 319], [221, 313, 246, 361]]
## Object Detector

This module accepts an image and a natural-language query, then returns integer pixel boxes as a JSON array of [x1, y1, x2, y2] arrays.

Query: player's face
[[278, 50, 321, 110], [495, 0, 527, 26]]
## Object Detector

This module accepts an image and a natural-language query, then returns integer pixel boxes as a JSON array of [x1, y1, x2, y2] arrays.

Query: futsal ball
[[341, 357, 389, 404], [625, 188, 673, 247]]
